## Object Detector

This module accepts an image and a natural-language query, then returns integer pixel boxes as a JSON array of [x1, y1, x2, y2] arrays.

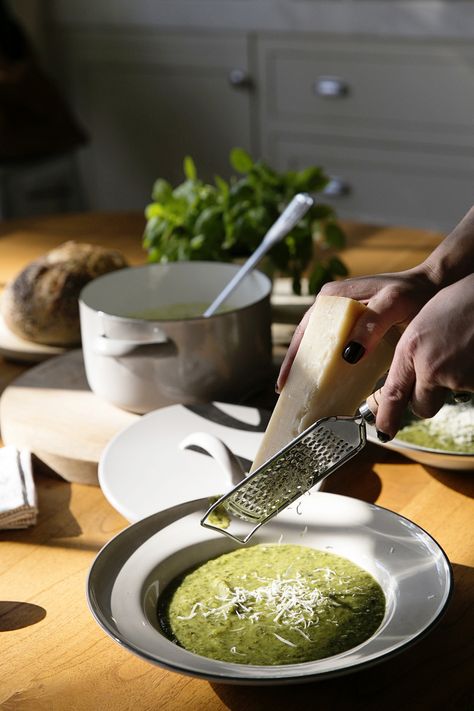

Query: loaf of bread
[[1, 241, 128, 346]]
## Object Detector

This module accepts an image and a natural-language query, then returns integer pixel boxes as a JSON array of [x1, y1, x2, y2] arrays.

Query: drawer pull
[[323, 177, 351, 197], [228, 68, 253, 90], [314, 76, 349, 98]]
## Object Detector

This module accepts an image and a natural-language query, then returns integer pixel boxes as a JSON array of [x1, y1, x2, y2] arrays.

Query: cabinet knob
[[228, 68, 253, 89], [314, 76, 349, 98], [323, 177, 351, 197]]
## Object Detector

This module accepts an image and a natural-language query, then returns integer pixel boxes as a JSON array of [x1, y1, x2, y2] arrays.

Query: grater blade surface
[[201, 414, 367, 543]]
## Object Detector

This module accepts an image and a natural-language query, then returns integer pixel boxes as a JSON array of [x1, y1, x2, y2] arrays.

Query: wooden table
[[1, 213, 473, 711]]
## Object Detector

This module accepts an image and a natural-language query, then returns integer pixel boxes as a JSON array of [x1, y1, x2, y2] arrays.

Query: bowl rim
[[79, 261, 272, 321]]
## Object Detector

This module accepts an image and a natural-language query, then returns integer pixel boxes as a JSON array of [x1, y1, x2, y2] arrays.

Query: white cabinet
[[54, 19, 474, 231], [257, 35, 474, 231], [60, 31, 254, 211]]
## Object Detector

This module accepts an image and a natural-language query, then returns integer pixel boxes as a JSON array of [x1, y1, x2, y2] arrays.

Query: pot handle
[[92, 310, 170, 356], [93, 334, 170, 357]]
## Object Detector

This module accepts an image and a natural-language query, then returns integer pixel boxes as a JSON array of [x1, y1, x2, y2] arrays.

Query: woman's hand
[[374, 274, 474, 439], [276, 265, 437, 392]]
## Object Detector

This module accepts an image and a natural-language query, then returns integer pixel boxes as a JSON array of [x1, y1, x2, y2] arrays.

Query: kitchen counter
[[1, 212, 473, 710]]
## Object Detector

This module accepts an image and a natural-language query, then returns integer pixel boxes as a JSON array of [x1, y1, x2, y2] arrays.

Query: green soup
[[396, 402, 474, 453], [126, 302, 228, 321], [159, 544, 385, 665]]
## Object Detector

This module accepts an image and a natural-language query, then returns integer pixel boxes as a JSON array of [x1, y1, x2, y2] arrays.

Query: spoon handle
[[203, 192, 314, 318]]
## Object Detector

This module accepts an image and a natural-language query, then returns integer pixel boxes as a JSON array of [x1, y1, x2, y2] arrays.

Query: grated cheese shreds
[[194, 569, 337, 631], [398, 401, 474, 452]]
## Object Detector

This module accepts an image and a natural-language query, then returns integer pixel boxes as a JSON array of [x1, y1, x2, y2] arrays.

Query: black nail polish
[[376, 429, 391, 443], [342, 341, 365, 364]]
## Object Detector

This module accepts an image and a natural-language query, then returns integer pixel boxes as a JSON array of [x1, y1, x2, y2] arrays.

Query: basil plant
[[143, 148, 348, 295]]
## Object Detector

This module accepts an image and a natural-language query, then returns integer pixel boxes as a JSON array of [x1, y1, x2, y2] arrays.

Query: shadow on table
[[422, 466, 474, 498], [322, 445, 382, 504], [211, 561, 474, 711], [0, 601, 46, 631]]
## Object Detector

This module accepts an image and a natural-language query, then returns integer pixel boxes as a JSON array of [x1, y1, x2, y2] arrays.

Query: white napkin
[[0, 447, 37, 529]]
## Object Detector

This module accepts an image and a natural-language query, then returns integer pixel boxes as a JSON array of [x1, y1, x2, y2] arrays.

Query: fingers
[[410, 382, 448, 420], [375, 378, 446, 442], [325, 272, 435, 363], [373, 336, 447, 439], [341, 288, 410, 363], [321, 278, 379, 303], [374, 345, 416, 440], [278, 278, 408, 390]]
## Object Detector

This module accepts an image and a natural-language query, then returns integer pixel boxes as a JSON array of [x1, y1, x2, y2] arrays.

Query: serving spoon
[[203, 192, 314, 318]]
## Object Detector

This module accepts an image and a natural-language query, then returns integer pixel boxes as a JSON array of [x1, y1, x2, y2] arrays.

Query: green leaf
[[173, 179, 200, 204], [190, 234, 205, 250], [151, 178, 172, 203], [324, 222, 346, 249], [228, 179, 254, 206], [214, 175, 229, 197], [328, 255, 349, 277], [194, 206, 223, 242], [183, 155, 197, 181], [230, 147, 254, 174], [254, 161, 280, 183], [292, 274, 302, 296], [308, 262, 331, 294], [147, 247, 161, 262], [293, 166, 329, 193], [310, 204, 335, 220]]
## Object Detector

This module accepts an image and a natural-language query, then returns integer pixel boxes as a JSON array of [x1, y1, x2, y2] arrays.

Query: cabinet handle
[[228, 68, 253, 90], [314, 76, 349, 98], [323, 177, 351, 197]]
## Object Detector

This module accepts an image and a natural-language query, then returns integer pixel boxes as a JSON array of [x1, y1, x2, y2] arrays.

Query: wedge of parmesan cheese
[[251, 294, 396, 472]]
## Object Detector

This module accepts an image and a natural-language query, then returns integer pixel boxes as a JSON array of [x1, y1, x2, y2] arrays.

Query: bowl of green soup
[[87, 492, 452, 683], [367, 400, 474, 471]]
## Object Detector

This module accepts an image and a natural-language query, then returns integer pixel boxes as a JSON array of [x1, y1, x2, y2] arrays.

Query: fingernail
[[342, 341, 365, 364], [376, 429, 391, 443], [275, 382, 281, 394]]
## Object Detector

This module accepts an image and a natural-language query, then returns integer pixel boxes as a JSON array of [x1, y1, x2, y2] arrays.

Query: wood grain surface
[[1, 213, 473, 711], [0, 349, 138, 484]]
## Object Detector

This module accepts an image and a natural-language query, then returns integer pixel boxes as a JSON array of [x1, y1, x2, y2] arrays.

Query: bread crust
[[1, 241, 128, 346]]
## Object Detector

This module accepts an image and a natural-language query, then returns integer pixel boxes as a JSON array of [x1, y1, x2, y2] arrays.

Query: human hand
[[374, 274, 474, 439], [277, 266, 437, 392]]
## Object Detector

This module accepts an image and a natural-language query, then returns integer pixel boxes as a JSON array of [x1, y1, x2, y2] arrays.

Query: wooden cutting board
[[0, 350, 139, 485]]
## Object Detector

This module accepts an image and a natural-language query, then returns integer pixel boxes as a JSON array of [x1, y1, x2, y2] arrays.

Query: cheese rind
[[250, 295, 396, 471]]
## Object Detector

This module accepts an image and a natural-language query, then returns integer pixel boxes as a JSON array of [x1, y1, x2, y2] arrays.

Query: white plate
[[0, 312, 66, 363], [87, 492, 453, 684], [99, 402, 271, 522]]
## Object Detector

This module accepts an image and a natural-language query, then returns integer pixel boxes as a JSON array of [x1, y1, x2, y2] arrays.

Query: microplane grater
[[201, 402, 375, 543]]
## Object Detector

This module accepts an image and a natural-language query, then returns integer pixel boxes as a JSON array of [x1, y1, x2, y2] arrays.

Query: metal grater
[[201, 402, 375, 543]]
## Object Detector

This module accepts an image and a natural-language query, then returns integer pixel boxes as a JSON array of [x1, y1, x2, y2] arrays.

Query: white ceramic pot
[[79, 262, 272, 413]]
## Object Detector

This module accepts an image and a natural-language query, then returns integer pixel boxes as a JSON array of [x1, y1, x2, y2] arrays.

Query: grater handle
[[359, 399, 376, 424], [359, 390, 381, 425]]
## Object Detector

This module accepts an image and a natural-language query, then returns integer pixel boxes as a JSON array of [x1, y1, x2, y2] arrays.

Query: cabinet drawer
[[61, 30, 253, 210], [270, 133, 474, 231], [258, 36, 474, 147]]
